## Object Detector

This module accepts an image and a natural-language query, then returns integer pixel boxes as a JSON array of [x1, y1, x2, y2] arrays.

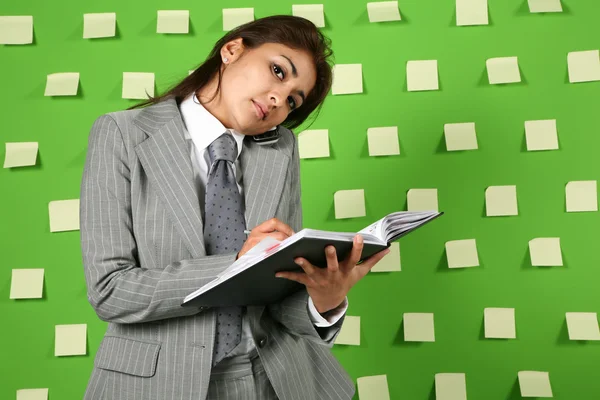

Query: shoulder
[[271, 125, 297, 157]]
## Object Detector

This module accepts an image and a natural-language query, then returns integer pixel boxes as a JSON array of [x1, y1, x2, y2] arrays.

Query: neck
[[195, 71, 233, 130]]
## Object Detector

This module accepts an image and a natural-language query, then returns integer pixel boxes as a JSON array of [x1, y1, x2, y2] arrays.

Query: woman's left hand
[[275, 234, 391, 314]]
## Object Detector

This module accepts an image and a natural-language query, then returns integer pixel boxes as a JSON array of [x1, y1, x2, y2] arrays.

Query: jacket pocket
[[95, 335, 161, 378]]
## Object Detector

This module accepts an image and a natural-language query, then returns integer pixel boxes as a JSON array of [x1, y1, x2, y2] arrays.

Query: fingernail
[[357, 235, 363, 244], [295, 258, 303, 265], [328, 246, 335, 254]]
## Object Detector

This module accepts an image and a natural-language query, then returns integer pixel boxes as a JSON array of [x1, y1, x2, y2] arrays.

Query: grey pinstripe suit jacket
[[79, 98, 355, 400]]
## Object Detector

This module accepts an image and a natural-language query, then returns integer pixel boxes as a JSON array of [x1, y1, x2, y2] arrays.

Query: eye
[[288, 97, 297, 110], [273, 64, 285, 80], [273, 63, 298, 110]]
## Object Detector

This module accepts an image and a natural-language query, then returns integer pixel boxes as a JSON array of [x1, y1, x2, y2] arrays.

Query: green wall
[[2, 0, 600, 399]]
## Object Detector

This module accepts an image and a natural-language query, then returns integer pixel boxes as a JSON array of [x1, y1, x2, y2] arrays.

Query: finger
[[344, 235, 364, 271], [255, 218, 295, 237], [294, 257, 318, 276], [275, 271, 312, 286], [325, 245, 339, 273], [358, 247, 391, 274], [263, 231, 289, 242]]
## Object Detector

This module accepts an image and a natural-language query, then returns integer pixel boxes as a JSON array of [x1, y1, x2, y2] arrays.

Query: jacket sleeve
[[266, 129, 346, 347], [80, 114, 236, 324]]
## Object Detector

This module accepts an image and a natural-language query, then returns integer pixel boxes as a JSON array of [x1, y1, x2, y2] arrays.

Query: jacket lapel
[[132, 98, 290, 259]]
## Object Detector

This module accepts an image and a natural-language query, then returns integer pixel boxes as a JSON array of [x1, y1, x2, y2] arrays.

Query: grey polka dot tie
[[204, 132, 246, 366]]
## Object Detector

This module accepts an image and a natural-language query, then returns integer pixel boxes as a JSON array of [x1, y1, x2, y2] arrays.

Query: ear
[[220, 37, 244, 63]]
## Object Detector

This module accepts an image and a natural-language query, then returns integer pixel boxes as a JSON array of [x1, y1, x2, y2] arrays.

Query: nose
[[269, 87, 289, 110], [269, 92, 281, 110]]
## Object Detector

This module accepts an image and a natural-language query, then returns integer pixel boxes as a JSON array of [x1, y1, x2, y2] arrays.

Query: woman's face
[[203, 39, 317, 135]]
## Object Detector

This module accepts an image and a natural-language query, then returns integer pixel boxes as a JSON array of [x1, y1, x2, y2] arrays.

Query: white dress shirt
[[178, 94, 348, 358]]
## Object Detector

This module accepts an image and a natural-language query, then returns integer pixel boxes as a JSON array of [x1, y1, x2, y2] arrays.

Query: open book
[[182, 210, 443, 308]]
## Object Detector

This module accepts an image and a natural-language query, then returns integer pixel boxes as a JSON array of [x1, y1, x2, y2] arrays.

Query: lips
[[253, 100, 267, 119]]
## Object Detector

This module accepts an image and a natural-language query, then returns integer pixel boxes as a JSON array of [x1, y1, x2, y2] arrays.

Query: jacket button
[[258, 337, 267, 348]]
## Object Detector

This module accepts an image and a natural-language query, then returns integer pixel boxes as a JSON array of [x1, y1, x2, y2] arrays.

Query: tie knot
[[207, 133, 238, 165]]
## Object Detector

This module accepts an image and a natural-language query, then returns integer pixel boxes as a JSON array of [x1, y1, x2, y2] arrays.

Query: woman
[[80, 15, 390, 400]]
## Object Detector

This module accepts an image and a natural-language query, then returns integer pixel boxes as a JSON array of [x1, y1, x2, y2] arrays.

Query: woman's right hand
[[236, 218, 295, 259]]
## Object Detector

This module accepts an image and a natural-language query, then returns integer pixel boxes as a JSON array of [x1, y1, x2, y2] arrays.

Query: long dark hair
[[129, 15, 334, 130]]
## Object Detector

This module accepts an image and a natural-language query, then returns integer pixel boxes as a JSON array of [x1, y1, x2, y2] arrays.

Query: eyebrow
[[281, 55, 306, 105]]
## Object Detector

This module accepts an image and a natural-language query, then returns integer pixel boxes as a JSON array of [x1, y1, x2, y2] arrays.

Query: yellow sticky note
[[370, 242, 401, 272], [566, 181, 598, 212], [367, 1, 401, 23], [49, 199, 80, 232], [122, 72, 155, 99], [298, 129, 330, 159], [55, 324, 87, 356], [484, 308, 516, 339], [223, 8, 254, 31], [0, 16, 33, 44], [456, 0, 488, 26], [83, 13, 116, 39], [407, 188, 438, 212], [566, 312, 600, 340], [518, 371, 553, 397], [334, 189, 366, 219], [367, 126, 400, 156], [334, 316, 360, 345], [4, 142, 38, 168], [157, 10, 189, 34], [525, 119, 559, 151], [444, 122, 478, 151], [486, 57, 521, 84], [10, 269, 44, 299], [485, 185, 518, 216], [568, 50, 600, 83], [404, 313, 435, 342], [332, 64, 363, 95], [44, 72, 80, 96], [528, 0, 562, 12], [292, 4, 325, 28], [529, 238, 563, 266], [446, 239, 479, 268], [407, 60, 439, 91], [357, 375, 390, 400], [435, 373, 467, 400], [16, 388, 48, 400]]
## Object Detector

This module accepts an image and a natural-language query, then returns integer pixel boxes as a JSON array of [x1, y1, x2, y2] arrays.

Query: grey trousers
[[207, 350, 279, 400]]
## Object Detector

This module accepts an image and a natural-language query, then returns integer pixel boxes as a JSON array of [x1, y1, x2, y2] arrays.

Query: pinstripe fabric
[[207, 350, 278, 399], [80, 98, 355, 399]]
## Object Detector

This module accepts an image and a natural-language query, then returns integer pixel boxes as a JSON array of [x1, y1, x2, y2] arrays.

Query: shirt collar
[[179, 93, 246, 162]]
